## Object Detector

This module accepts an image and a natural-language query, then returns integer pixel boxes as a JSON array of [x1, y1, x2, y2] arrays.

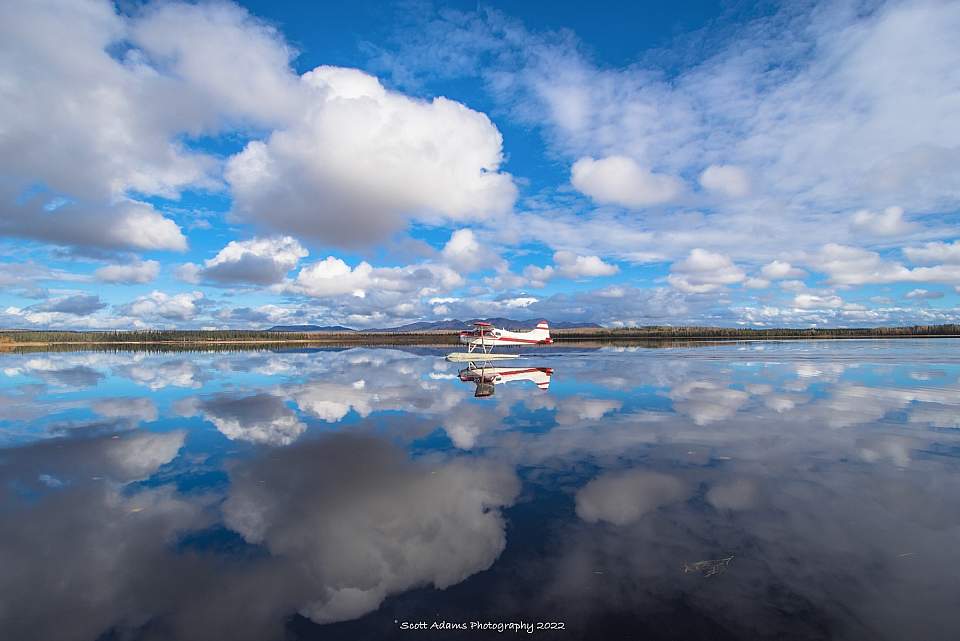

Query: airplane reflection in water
[[457, 361, 553, 397]]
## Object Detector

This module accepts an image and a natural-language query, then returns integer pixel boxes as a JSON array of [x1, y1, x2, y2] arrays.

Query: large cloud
[[0, 0, 293, 250], [226, 66, 516, 246]]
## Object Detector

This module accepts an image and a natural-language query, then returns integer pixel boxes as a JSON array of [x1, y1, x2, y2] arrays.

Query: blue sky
[[1, 0, 959, 329]]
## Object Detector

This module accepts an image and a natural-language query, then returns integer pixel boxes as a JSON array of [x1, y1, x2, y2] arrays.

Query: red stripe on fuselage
[[461, 336, 548, 344]]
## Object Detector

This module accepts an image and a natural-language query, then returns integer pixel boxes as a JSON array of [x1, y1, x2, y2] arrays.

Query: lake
[[2, 339, 959, 641]]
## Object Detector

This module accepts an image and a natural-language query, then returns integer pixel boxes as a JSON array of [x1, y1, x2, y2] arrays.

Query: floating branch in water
[[683, 555, 734, 577]]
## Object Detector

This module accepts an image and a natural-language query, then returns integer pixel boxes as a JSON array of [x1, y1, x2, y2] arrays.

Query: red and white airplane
[[458, 320, 553, 353]]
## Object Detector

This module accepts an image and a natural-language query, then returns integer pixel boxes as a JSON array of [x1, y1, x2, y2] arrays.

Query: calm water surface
[[2, 340, 960, 640]]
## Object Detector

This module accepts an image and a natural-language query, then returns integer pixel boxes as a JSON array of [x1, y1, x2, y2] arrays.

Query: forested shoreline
[[1, 324, 958, 346]]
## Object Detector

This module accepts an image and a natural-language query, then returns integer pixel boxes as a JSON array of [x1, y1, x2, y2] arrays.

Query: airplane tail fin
[[533, 320, 552, 344]]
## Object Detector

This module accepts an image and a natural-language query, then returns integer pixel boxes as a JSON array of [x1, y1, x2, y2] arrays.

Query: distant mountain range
[[266, 325, 356, 332], [267, 318, 601, 332]]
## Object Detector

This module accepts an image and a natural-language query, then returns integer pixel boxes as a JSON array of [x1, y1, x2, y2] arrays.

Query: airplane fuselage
[[458, 321, 552, 348]]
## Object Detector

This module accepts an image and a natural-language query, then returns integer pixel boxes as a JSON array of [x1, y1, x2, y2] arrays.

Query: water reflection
[[457, 360, 553, 397], [178, 392, 306, 445], [224, 435, 518, 624], [1, 340, 959, 640], [0, 430, 518, 640]]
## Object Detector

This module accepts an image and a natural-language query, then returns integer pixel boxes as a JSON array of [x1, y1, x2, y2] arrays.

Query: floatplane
[[445, 320, 553, 362]]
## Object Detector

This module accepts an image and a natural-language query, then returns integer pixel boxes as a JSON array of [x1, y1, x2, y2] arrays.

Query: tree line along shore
[[1, 324, 958, 347]]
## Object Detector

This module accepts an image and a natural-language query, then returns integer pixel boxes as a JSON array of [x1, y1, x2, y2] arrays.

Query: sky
[[1, 0, 959, 330]]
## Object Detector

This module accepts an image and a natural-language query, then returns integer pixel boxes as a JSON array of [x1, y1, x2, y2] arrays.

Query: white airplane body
[[458, 321, 552, 350]]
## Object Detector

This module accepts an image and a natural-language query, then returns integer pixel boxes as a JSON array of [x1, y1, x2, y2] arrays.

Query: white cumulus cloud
[[793, 294, 844, 310], [571, 155, 683, 207], [226, 66, 516, 247], [293, 257, 375, 298], [553, 250, 619, 278], [291, 254, 465, 301], [761, 260, 806, 280], [667, 249, 745, 293], [524, 250, 619, 285], [440, 229, 505, 274], [123, 291, 204, 321], [191, 236, 308, 286], [0, 1, 294, 251], [94, 260, 160, 284]]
